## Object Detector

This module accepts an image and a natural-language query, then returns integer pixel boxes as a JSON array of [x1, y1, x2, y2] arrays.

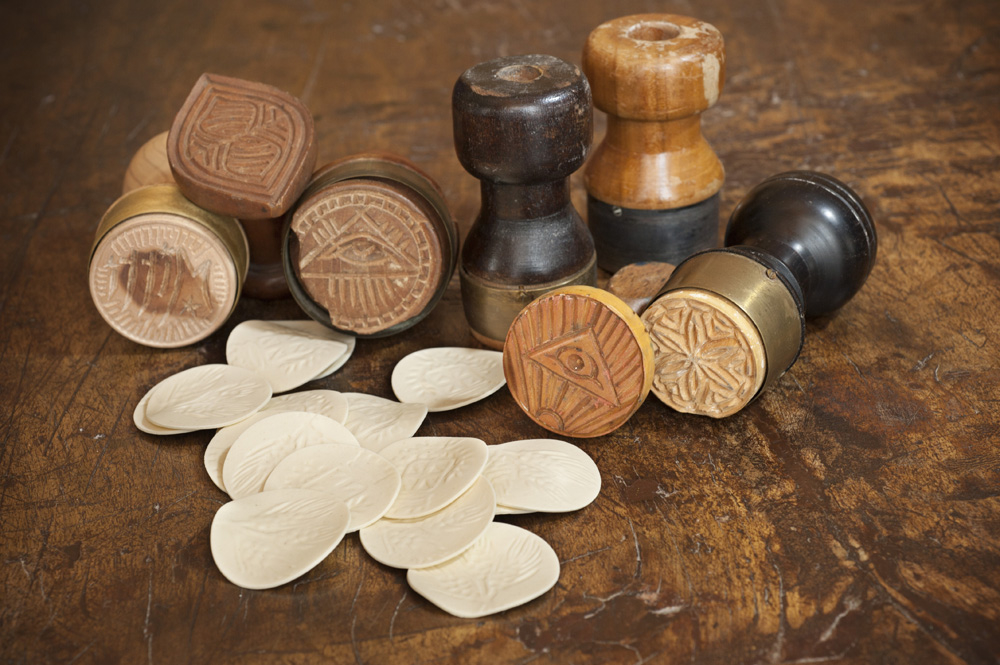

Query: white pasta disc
[[204, 390, 351, 493], [226, 320, 350, 394], [483, 439, 601, 513], [133, 389, 195, 435], [359, 476, 495, 569], [495, 505, 534, 515], [391, 347, 506, 412], [211, 488, 349, 590], [342, 393, 427, 453], [145, 364, 271, 430], [222, 411, 359, 499], [406, 522, 560, 618], [263, 389, 349, 423], [379, 436, 488, 519], [264, 444, 401, 532], [204, 412, 272, 492], [271, 320, 356, 379]]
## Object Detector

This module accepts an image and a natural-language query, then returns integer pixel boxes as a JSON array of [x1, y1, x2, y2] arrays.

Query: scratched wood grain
[[1, 0, 998, 663]]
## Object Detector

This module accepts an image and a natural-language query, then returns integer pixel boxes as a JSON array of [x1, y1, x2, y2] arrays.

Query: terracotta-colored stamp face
[[290, 179, 443, 335], [89, 214, 239, 347], [642, 289, 765, 418], [168, 73, 316, 219], [503, 289, 651, 438]]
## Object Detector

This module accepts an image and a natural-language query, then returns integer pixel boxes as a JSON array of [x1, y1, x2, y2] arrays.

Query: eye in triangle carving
[[526, 327, 621, 407], [298, 209, 421, 281]]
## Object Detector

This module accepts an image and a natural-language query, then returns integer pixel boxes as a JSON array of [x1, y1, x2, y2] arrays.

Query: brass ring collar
[[90, 184, 250, 287], [654, 250, 804, 398]]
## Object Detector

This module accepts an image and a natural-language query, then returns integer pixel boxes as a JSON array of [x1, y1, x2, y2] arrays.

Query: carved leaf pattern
[[190, 94, 294, 187], [406, 522, 560, 618]]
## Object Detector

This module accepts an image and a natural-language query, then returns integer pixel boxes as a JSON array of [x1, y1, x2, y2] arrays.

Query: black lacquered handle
[[725, 171, 877, 318]]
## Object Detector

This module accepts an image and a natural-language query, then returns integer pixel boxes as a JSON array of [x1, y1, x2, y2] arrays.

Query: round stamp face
[[503, 289, 651, 438], [89, 213, 238, 348], [290, 179, 443, 335], [641, 289, 765, 418]]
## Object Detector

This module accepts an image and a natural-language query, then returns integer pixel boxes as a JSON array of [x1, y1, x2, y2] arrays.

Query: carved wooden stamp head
[[503, 285, 654, 438], [89, 184, 249, 348], [284, 153, 458, 337], [167, 73, 317, 220], [641, 171, 877, 417]]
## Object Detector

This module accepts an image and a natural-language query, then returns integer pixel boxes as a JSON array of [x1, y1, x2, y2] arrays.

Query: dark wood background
[[2, 0, 998, 663]]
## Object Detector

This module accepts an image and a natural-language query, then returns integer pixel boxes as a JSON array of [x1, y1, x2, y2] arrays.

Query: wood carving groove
[[290, 179, 441, 335], [643, 291, 764, 418], [168, 73, 317, 219], [504, 289, 650, 438]]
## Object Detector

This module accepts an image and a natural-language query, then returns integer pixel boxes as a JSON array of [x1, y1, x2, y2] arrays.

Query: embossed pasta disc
[[391, 347, 505, 412], [144, 364, 271, 430], [89, 213, 240, 348], [342, 393, 428, 453], [272, 320, 356, 379], [210, 488, 349, 590], [204, 390, 349, 492], [133, 389, 196, 436], [226, 320, 350, 394], [379, 436, 489, 519], [222, 411, 359, 500], [262, 389, 350, 423], [494, 505, 534, 515], [263, 444, 402, 532], [406, 522, 560, 619], [503, 287, 653, 438], [289, 178, 444, 335], [641, 288, 766, 418], [483, 439, 601, 512], [204, 412, 272, 492], [359, 476, 495, 569]]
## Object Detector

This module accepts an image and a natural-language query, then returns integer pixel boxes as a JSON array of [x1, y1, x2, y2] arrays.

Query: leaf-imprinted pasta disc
[[406, 522, 560, 618]]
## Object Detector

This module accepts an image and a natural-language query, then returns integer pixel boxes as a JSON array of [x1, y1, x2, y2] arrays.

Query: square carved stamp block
[[168, 73, 317, 220]]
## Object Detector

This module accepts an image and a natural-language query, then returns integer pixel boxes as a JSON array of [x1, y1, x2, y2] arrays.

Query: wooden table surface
[[2, 0, 998, 663]]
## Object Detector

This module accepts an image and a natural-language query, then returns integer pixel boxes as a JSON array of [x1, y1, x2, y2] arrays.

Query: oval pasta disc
[[226, 320, 349, 393], [342, 393, 427, 453], [211, 489, 349, 590], [483, 439, 601, 513], [222, 411, 358, 499], [145, 364, 271, 430], [264, 444, 402, 532], [406, 522, 560, 618], [391, 347, 505, 411], [359, 477, 495, 568], [379, 436, 488, 519]]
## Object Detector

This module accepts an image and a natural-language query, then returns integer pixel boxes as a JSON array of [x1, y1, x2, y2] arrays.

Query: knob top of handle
[[453, 54, 593, 183], [583, 14, 725, 121], [725, 171, 877, 318]]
